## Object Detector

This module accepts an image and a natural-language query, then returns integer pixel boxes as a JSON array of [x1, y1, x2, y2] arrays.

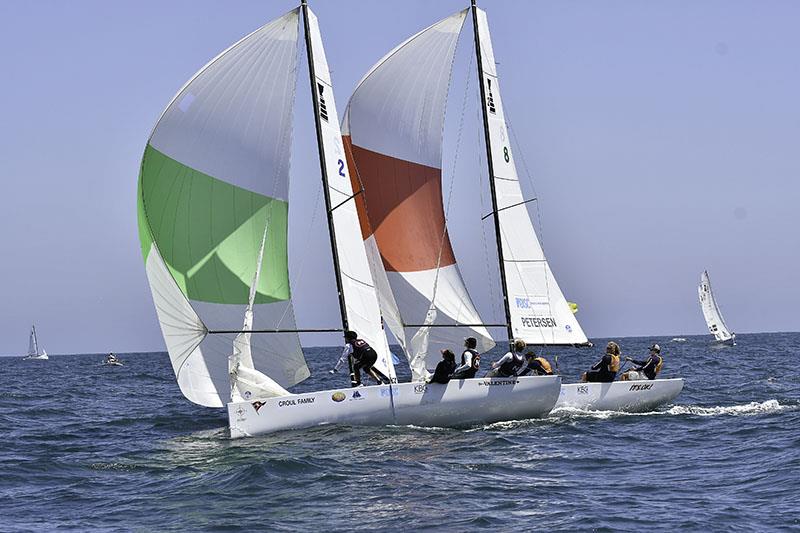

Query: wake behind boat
[[22, 325, 48, 360]]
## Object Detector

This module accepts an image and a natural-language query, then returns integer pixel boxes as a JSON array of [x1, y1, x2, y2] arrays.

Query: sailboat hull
[[228, 375, 561, 438], [555, 378, 684, 412], [23, 351, 48, 360]]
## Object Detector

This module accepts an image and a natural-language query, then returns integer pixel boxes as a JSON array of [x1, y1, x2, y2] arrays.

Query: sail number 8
[[503, 147, 510, 163]]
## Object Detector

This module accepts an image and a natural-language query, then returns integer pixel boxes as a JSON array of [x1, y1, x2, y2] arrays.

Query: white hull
[[23, 351, 48, 360], [555, 378, 684, 412], [228, 375, 561, 438], [103, 362, 124, 367]]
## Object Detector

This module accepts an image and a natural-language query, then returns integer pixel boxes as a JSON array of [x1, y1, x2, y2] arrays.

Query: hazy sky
[[1, 0, 798, 355]]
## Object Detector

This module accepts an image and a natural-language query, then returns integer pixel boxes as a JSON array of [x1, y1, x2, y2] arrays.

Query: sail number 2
[[337, 159, 346, 177]]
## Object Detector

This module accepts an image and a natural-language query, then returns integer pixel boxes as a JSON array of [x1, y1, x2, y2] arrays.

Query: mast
[[301, 0, 349, 332], [471, 0, 514, 343]]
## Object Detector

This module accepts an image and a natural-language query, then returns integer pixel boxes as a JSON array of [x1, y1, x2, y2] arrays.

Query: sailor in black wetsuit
[[518, 351, 554, 376], [623, 344, 663, 380], [485, 339, 527, 378], [428, 349, 456, 384], [450, 337, 481, 380], [581, 341, 621, 383], [331, 331, 388, 387]]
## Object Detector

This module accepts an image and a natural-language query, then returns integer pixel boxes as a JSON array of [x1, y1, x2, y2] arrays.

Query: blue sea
[[1, 332, 798, 531]]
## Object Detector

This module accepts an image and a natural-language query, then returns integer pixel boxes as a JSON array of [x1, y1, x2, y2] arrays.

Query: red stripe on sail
[[343, 136, 456, 273]]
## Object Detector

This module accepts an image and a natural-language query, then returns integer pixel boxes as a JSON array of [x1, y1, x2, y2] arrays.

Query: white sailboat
[[699, 270, 735, 345], [342, 2, 682, 414], [138, 1, 560, 438], [22, 325, 48, 360]]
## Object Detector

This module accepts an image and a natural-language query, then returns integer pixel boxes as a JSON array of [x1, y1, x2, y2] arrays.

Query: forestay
[[343, 9, 495, 379], [305, 6, 395, 381], [138, 10, 309, 407], [698, 270, 733, 341], [474, 7, 587, 346]]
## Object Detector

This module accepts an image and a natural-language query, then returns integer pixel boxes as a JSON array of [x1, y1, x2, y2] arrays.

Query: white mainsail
[[305, 6, 395, 382], [343, 10, 495, 380], [473, 7, 588, 346], [698, 270, 734, 342], [25, 325, 47, 359]]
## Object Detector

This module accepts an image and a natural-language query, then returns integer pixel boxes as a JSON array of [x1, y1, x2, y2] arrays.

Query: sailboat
[[699, 270, 735, 345], [137, 2, 560, 438], [344, 2, 682, 414], [22, 325, 48, 360]]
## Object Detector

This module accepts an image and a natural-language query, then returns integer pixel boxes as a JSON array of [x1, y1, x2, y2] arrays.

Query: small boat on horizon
[[699, 270, 736, 345], [103, 353, 124, 367], [22, 325, 48, 360]]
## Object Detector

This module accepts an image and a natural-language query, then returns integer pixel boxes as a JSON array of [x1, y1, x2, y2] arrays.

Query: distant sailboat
[[22, 325, 48, 360], [699, 270, 735, 345]]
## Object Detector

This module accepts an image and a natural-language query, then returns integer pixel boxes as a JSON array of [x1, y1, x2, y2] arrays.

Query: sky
[[1, 0, 798, 355]]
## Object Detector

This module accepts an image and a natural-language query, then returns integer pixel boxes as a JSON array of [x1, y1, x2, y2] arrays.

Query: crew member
[[428, 349, 457, 384], [581, 341, 621, 383], [485, 339, 527, 378], [518, 350, 554, 376], [622, 343, 663, 381], [451, 337, 481, 380], [330, 331, 388, 387]]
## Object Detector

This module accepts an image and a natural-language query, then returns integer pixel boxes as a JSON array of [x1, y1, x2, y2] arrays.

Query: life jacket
[[462, 348, 480, 370], [535, 357, 553, 374], [654, 355, 663, 376], [350, 339, 376, 363], [499, 352, 525, 376], [609, 354, 620, 373]]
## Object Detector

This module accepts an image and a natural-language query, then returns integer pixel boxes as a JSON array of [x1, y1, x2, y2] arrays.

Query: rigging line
[[329, 189, 363, 213], [209, 328, 343, 334], [505, 110, 559, 347], [481, 197, 538, 221], [428, 39, 474, 327], [274, 30, 307, 333], [474, 89, 499, 323]]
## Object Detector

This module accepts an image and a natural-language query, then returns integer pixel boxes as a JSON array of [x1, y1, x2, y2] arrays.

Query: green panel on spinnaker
[[138, 145, 289, 305]]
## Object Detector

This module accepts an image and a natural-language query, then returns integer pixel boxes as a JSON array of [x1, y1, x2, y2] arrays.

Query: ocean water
[[1, 332, 798, 532]]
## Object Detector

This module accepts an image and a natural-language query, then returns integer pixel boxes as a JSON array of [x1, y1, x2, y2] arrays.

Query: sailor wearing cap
[[624, 344, 664, 381]]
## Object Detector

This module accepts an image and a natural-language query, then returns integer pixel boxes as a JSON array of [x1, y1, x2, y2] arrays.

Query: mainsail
[[472, 6, 587, 346], [28, 325, 40, 357], [304, 6, 396, 382], [698, 270, 734, 342], [343, 9, 495, 379]]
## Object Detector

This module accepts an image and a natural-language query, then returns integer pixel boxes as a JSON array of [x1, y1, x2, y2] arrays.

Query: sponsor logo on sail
[[520, 316, 557, 329], [243, 390, 252, 400], [278, 397, 315, 407], [251, 401, 266, 413], [629, 383, 654, 391], [565, 324, 572, 333], [331, 392, 346, 403]]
